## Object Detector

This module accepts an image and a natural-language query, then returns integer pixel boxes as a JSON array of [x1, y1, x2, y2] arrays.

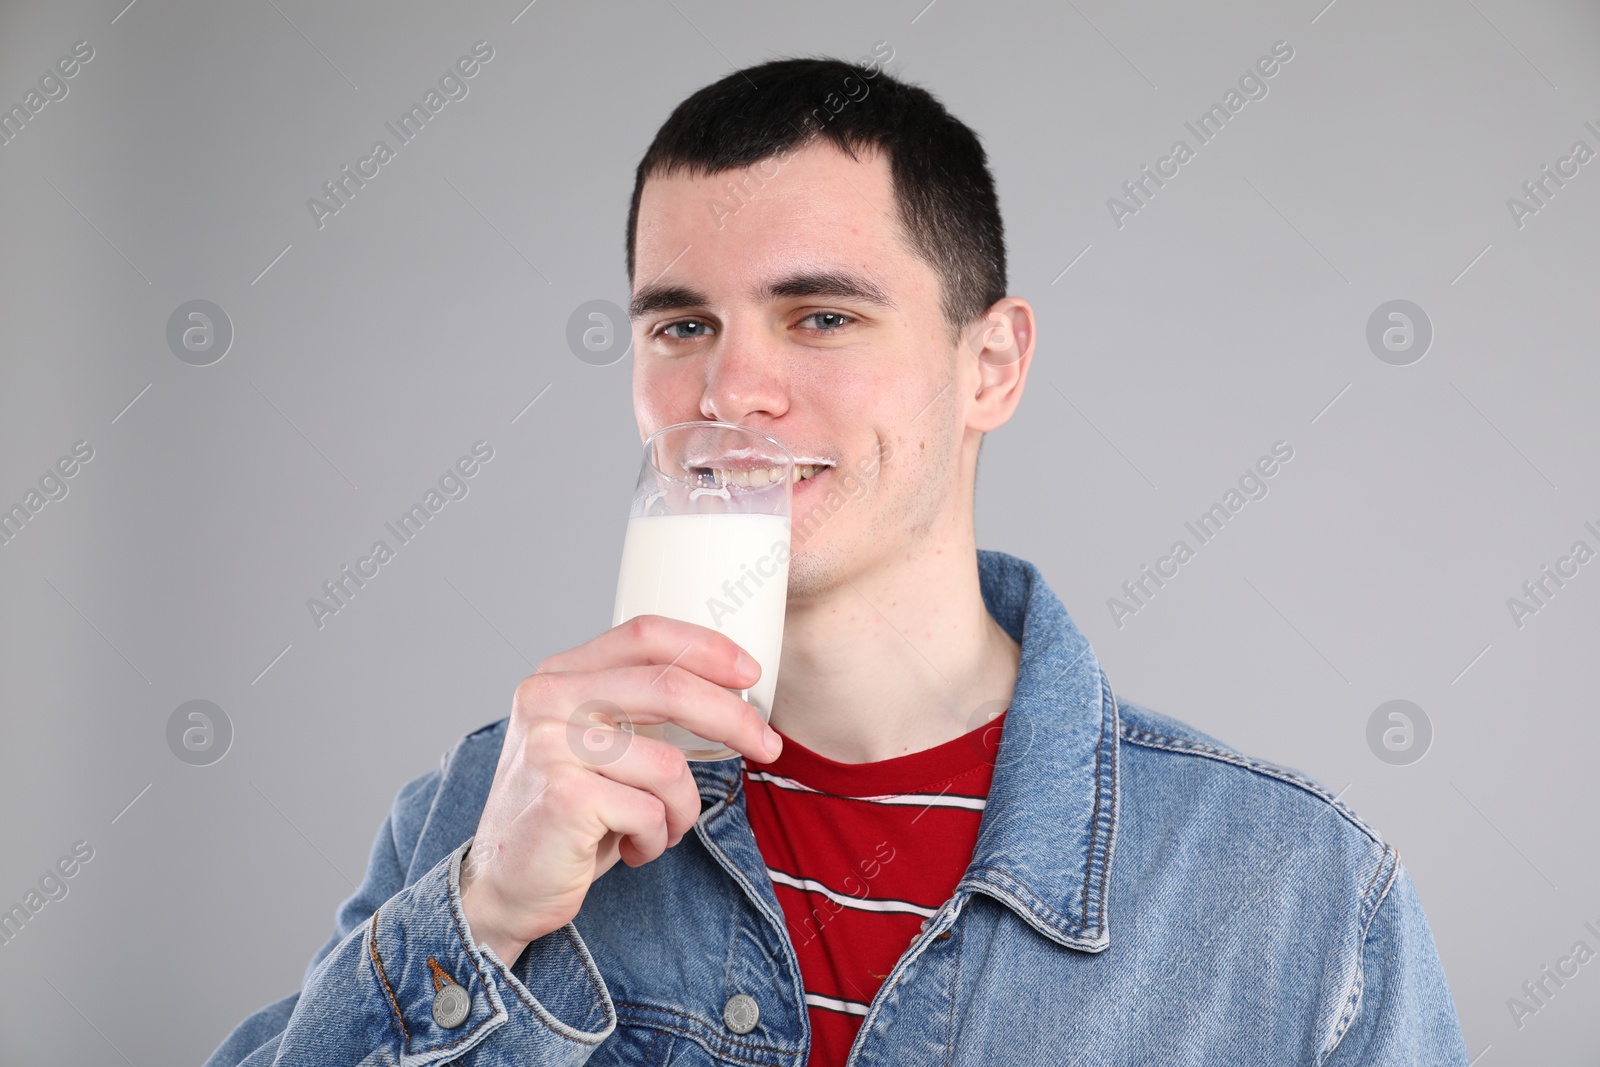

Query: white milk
[[611, 512, 790, 759]]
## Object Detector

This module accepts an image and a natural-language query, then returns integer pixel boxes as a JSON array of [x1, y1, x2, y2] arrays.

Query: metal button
[[433, 983, 471, 1028], [723, 993, 760, 1034]]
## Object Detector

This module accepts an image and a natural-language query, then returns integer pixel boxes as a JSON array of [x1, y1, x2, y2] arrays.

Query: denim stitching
[[963, 866, 1094, 939], [480, 937, 612, 1047], [366, 907, 410, 1052], [426, 955, 455, 993], [440, 852, 607, 1051], [941, 898, 966, 1067], [643, 1026, 668, 1067], [614, 1003, 791, 1066], [1117, 725, 1384, 846], [558, 924, 612, 1023], [1078, 673, 1120, 939], [1079, 689, 1109, 934], [1356, 847, 1401, 941], [1100, 682, 1122, 933], [1119, 721, 1400, 1060], [1320, 846, 1402, 1059], [962, 672, 1121, 947]]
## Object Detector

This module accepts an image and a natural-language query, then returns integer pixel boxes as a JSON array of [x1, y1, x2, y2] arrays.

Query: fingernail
[[763, 724, 782, 759], [738, 651, 757, 679]]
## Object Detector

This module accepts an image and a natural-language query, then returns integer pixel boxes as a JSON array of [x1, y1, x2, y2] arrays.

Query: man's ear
[[963, 297, 1035, 433]]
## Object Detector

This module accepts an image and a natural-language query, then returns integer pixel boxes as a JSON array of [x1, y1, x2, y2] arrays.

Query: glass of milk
[[612, 421, 794, 760]]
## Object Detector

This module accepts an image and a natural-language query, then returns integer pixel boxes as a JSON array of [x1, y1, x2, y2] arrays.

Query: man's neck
[[765, 520, 1022, 765]]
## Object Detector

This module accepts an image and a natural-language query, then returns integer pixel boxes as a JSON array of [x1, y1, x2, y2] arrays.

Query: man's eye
[[799, 312, 853, 331], [657, 319, 714, 340]]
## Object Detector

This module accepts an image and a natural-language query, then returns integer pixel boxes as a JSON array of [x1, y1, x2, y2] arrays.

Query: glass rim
[[641, 420, 796, 490]]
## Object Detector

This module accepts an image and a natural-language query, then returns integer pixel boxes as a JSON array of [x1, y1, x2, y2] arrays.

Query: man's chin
[[783, 544, 835, 604], [784, 535, 874, 605]]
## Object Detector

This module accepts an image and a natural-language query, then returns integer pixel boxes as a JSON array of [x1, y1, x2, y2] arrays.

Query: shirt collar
[[691, 548, 1119, 953], [959, 548, 1119, 952]]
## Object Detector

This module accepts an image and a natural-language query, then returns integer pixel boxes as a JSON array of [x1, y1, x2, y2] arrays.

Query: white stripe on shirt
[[805, 991, 872, 1017], [766, 867, 938, 918], [746, 770, 986, 811]]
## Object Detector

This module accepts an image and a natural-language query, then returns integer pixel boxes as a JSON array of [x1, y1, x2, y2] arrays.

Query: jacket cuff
[[365, 836, 617, 1065]]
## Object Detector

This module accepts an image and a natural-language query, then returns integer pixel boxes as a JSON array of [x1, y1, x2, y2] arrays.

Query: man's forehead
[[629, 142, 912, 319], [633, 139, 896, 247], [640, 137, 887, 197]]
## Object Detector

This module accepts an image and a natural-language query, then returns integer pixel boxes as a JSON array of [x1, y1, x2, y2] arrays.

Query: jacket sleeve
[[204, 763, 618, 1066], [1319, 861, 1471, 1066]]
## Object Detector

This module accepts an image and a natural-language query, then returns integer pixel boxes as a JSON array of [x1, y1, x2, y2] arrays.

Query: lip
[[684, 449, 835, 474], [684, 464, 832, 491], [683, 447, 792, 472], [793, 464, 831, 494]]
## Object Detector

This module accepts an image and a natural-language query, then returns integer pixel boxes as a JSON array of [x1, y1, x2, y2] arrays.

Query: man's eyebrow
[[629, 285, 707, 320], [755, 270, 896, 310], [629, 270, 896, 320]]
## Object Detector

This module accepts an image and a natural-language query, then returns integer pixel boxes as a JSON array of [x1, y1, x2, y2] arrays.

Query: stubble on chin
[[783, 539, 834, 603]]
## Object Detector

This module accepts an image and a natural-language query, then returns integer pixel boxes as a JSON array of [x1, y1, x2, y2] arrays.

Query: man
[[208, 54, 1470, 1066]]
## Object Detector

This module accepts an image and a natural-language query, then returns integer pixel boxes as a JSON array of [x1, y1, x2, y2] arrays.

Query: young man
[[208, 56, 1470, 1066]]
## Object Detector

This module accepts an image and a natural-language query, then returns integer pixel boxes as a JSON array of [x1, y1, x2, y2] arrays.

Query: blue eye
[[658, 319, 714, 340], [800, 312, 853, 331]]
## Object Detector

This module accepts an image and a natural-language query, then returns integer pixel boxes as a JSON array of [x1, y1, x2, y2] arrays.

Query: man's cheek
[[856, 440, 894, 480]]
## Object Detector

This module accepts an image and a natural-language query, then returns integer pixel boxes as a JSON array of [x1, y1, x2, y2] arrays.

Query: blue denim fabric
[[206, 549, 1470, 1066]]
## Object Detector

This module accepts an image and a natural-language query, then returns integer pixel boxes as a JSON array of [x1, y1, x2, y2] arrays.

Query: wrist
[[459, 852, 532, 963]]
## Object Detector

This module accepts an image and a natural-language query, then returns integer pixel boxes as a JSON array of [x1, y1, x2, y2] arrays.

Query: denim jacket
[[207, 549, 1470, 1066]]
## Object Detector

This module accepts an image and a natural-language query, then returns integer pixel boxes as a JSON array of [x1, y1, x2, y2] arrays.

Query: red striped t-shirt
[[740, 710, 1006, 1066]]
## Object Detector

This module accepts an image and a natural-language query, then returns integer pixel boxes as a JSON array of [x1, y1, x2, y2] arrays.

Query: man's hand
[[458, 614, 782, 964]]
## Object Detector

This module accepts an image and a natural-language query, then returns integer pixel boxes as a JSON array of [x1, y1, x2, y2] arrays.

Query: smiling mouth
[[689, 462, 832, 487]]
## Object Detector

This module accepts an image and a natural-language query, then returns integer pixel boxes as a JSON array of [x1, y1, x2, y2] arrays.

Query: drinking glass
[[612, 421, 794, 760]]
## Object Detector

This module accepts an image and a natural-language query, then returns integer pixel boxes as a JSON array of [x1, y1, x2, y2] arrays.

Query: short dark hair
[[625, 54, 1007, 346]]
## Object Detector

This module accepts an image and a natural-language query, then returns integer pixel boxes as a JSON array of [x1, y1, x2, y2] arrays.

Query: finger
[[584, 772, 671, 866], [548, 664, 778, 764], [538, 614, 761, 691], [563, 724, 702, 843]]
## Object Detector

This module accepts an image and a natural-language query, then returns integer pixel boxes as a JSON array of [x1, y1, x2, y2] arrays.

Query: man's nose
[[698, 322, 790, 424]]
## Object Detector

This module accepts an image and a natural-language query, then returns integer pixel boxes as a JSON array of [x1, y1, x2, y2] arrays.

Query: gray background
[[1, 0, 1595, 1061]]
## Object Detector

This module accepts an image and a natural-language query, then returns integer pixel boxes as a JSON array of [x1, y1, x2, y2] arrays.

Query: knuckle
[[645, 738, 684, 781], [569, 701, 631, 766], [550, 757, 589, 789], [522, 715, 566, 754], [541, 761, 588, 812], [653, 663, 688, 701], [516, 670, 558, 709]]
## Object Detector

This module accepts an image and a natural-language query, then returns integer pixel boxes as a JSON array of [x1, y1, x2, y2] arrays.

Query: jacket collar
[[690, 548, 1120, 953]]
